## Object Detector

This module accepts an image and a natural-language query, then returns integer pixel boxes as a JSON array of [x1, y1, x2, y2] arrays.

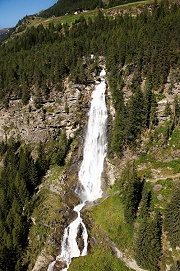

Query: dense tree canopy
[[0, 132, 70, 270], [0, 2, 179, 151], [135, 212, 162, 271], [0, 2, 179, 109], [0, 2, 179, 270], [164, 186, 180, 248]]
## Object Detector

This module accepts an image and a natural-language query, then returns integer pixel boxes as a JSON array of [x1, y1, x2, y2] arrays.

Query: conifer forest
[[0, 1, 179, 270]]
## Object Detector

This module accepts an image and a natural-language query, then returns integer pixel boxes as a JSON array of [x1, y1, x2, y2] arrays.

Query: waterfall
[[47, 68, 107, 271], [78, 68, 107, 202]]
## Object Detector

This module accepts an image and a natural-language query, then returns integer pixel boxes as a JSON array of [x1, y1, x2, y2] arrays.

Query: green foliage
[[144, 76, 153, 128], [40, 0, 146, 19], [69, 242, 133, 271], [35, 142, 50, 179], [0, 130, 71, 269], [155, 93, 166, 102], [0, 141, 7, 156], [139, 187, 151, 218], [40, 0, 145, 19], [125, 87, 146, 147], [0, 139, 49, 270], [169, 128, 180, 149], [164, 186, 180, 248], [146, 120, 175, 149], [0, 2, 179, 269], [109, 80, 126, 157], [49, 130, 69, 166], [109, 80, 158, 155], [170, 261, 180, 271], [164, 102, 172, 117], [173, 95, 180, 126], [40, 0, 104, 18], [90, 192, 133, 251], [119, 163, 143, 224], [135, 212, 162, 271], [0, 2, 179, 110]]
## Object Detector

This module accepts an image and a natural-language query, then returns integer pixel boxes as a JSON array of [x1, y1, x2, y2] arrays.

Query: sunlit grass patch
[[148, 178, 175, 212], [169, 128, 180, 149], [69, 242, 133, 271], [88, 193, 133, 253]]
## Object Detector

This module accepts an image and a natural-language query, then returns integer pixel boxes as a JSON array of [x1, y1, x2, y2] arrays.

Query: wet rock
[[76, 223, 85, 253], [52, 225, 65, 246], [63, 190, 80, 209], [53, 260, 67, 271], [65, 209, 77, 225]]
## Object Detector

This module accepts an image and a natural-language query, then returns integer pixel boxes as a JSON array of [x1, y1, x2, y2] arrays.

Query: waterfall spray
[[47, 68, 107, 271]]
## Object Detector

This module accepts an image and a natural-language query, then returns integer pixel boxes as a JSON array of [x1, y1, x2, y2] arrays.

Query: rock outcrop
[[0, 79, 93, 143]]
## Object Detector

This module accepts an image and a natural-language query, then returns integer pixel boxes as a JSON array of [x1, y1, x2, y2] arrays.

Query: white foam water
[[47, 68, 107, 271]]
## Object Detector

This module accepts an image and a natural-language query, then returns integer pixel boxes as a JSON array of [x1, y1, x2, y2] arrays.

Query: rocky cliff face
[[1, 63, 178, 145], [0, 79, 95, 143]]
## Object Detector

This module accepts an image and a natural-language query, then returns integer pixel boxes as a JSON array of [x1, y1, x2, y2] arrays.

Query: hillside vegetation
[[0, 1, 179, 271], [40, 0, 145, 18]]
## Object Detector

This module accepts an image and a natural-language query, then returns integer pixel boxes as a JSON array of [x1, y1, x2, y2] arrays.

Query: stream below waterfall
[[47, 68, 107, 271]]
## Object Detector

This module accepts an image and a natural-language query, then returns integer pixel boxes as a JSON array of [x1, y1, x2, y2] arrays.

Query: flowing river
[[48, 68, 107, 271]]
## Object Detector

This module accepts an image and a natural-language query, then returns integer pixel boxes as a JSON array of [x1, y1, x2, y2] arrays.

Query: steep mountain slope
[[40, 0, 145, 17], [0, 1, 179, 271]]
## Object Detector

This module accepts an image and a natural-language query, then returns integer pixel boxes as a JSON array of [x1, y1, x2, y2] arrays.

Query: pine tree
[[135, 212, 162, 271], [29, 160, 39, 188], [126, 87, 145, 147], [170, 261, 180, 271], [35, 142, 49, 178], [144, 75, 153, 128], [122, 163, 143, 224], [135, 218, 149, 267], [139, 188, 151, 218], [110, 85, 126, 157], [164, 187, 180, 248], [173, 95, 180, 126], [21, 82, 30, 105], [149, 94, 158, 129], [164, 102, 172, 117]]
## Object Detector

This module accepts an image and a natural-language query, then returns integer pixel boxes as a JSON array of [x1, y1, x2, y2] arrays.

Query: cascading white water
[[47, 68, 107, 271], [78, 68, 107, 202]]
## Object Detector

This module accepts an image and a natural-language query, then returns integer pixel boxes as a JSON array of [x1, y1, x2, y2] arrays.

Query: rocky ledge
[[0, 79, 94, 143]]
